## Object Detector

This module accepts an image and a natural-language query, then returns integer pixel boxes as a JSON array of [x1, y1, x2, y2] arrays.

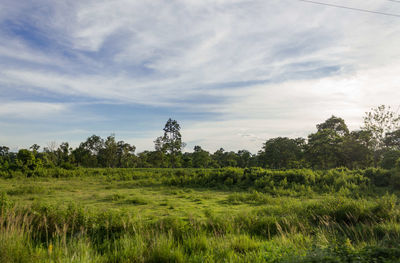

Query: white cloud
[[1, 0, 400, 151], [0, 102, 67, 119]]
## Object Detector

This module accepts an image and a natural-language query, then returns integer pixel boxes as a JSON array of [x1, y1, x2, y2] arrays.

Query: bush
[[364, 168, 391, 187], [0, 192, 13, 213]]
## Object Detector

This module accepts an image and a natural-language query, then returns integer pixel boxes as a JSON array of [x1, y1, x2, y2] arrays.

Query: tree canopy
[[2, 107, 400, 171]]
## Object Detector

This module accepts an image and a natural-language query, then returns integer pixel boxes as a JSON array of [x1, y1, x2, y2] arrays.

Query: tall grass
[[1, 167, 400, 262], [1, 167, 390, 196], [1, 189, 400, 262]]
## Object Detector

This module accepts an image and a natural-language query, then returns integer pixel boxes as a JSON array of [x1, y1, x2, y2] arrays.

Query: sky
[[0, 0, 400, 153]]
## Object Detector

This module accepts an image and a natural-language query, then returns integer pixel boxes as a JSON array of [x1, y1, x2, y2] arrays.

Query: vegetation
[[0, 167, 400, 262], [1, 105, 400, 262], [1, 106, 400, 172]]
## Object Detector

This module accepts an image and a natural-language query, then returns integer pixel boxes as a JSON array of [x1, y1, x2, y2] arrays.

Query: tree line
[[1, 105, 399, 174]]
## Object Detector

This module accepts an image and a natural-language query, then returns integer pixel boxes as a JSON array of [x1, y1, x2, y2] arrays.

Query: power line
[[297, 0, 400, 18]]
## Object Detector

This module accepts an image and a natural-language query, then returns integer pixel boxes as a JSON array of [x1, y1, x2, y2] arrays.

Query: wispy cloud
[[0, 102, 67, 118], [0, 0, 400, 151]]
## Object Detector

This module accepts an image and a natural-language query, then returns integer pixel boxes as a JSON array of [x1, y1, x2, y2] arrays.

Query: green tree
[[363, 105, 400, 148], [0, 146, 10, 171], [212, 148, 225, 167], [148, 151, 168, 168], [136, 151, 152, 168], [81, 135, 104, 156], [210, 148, 238, 167], [362, 105, 400, 166], [42, 142, 57, 167], [29, 144, 40, 155], [181, 152, 193, 168], [224, 152, 238, 167], [260, 137, 304, 169], [341, 130, 373, 169], [306, 116, 348, 169], [117, 140, 136, 168], [74, 135, 104, 167], [155, 118, 185, 167], [16, 149, 42, 176], [98, 135, 118, 167], [71, 147, 93, 167], [56, 142, 72, 167], [316, 116, 349, 136], [381, 150, 400, 169], [384, 129, 400, 149], [192, 146, 210, 168], [236, 150, 252, 168]]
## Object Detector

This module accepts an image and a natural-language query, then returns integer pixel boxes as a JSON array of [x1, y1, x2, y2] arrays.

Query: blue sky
[[1, 0, 400, 153]]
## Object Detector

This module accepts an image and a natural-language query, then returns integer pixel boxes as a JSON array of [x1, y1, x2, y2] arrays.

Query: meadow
[[1, 167, 400, 262]]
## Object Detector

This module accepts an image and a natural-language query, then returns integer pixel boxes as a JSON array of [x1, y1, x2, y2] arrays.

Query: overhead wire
[[296, 0, 400, 117], [297, 0, 400, 18]]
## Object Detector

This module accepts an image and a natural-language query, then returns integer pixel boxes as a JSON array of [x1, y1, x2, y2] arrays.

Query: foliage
[[0, 169, 400, 262], [14, 149, 42, 177], [259, 137, 305, 169], [306, 116, 349, 169], [363, 105, 400, 151], [192, 146, 211, 168], [1, 107, 400, 171], [381, 150, 400, 170], [155, 118, 186, 167], [362, 105, 400, 166]]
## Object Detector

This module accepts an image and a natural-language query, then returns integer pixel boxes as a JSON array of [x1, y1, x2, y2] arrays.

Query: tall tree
[[316, 116, 349, 136], [74, 135, 104, 167], [362, 105, 400, 165], [260, 137, 304, 169], [341, 130, 373, 169], [98, 135, 118, 167], [81, 135, 104, 155], [117, 140, 136, 167], [363, 105, 400, 147], [306, 116, 349, 169], [155, 118, 185, 167]]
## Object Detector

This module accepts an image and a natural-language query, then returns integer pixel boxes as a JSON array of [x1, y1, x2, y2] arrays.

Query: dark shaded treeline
[[1, 106, 400, 174]]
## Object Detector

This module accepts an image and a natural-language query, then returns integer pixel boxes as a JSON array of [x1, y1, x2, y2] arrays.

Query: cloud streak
[[0, 0, 400, 152], [0, 102, 67, 118]]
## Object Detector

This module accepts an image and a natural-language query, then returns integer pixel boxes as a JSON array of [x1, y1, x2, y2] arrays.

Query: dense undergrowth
[[1, 167, 400, 262], [1, 166, 398, 195]]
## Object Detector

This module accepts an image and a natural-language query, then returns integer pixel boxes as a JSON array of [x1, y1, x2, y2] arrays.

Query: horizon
[[0, 112, 393, 154]]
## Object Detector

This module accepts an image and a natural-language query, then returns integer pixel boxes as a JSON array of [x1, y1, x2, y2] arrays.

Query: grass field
[[0, 176, 254, 219], [1, 168, 400, 262]]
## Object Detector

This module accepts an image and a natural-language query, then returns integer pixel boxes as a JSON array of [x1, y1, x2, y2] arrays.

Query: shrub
[[0, 192, 13, 213], [364, 168, 391, 187]]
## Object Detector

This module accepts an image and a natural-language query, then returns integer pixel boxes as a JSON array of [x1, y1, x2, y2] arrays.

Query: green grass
[[1, 168, 400, 262], [0, 176, 247, 219]]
